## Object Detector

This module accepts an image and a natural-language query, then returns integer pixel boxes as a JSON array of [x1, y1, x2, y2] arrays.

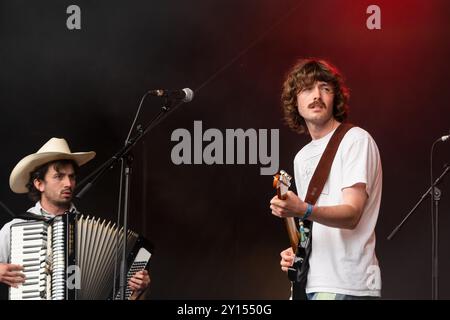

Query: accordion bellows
[[9, 214, 150, 300]]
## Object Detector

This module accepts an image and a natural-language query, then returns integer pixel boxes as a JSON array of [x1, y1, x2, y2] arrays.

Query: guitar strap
[[292, 122, 355, 300]]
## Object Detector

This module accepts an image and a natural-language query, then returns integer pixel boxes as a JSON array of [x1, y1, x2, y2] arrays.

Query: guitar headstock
[[273, 170, 292, 200]]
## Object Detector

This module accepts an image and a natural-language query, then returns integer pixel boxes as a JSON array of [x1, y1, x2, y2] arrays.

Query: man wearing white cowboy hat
[[0, 137, 150, 298]]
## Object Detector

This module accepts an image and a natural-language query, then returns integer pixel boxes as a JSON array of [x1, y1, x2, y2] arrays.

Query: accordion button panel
[[115, 247, 152, 300]]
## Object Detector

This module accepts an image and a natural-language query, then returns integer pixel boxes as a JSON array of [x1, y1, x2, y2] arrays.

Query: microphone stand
[[387, 164, 449, 240], [75, 95, 184, 299], [0, 200, 16, 218], [387, 163, 449, 300]]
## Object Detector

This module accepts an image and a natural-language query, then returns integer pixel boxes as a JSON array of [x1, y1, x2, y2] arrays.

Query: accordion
[[9, 213, 152, 300]]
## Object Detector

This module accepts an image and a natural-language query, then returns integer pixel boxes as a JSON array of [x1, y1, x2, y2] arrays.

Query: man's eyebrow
[[54, 171, 75, 176]]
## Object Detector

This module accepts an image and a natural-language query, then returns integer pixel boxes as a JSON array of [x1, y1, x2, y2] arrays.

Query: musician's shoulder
[[343, 126, 374, 141], [0, 218, 27, 232]]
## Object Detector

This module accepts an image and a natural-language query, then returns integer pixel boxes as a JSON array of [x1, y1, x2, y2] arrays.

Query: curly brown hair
[[281, 58, 350, 135]]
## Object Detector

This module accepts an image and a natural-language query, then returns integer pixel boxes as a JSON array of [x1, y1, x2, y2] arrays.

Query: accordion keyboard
[[9, 221, 48, 300]]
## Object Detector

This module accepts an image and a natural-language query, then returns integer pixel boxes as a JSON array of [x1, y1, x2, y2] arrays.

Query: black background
[[1, 0, 449, 299]]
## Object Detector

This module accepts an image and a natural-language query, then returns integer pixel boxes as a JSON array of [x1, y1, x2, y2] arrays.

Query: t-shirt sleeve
[[341, 135, 381, 196]]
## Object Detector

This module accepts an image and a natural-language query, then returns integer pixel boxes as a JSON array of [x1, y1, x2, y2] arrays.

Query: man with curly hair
[[270, 58, 382, 300]]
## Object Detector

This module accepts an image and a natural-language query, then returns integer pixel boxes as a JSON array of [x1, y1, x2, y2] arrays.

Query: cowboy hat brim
[[9, 151, 96, 194]]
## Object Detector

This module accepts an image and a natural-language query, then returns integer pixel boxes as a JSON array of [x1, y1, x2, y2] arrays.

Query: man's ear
[[33, 179, 45, 192]]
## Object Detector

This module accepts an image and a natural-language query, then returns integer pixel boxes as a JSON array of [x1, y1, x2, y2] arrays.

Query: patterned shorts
[[306, 292, 380, 300]]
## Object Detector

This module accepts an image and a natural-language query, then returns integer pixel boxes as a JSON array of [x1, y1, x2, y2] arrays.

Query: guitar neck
[[284, 217, 299, 252], [276, 187, 299, 252], [274, 171, 298, 252]]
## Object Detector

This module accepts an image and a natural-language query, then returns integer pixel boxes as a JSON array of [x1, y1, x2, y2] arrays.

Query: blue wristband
[[302, 203, 313, 221]]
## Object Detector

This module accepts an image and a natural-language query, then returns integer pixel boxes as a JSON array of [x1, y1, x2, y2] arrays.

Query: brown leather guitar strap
[[305, 123, 355, 204], [293, 122, 355, 300]]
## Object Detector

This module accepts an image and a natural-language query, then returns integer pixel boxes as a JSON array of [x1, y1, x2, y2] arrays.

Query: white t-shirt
[[293, 126, 382, 297]]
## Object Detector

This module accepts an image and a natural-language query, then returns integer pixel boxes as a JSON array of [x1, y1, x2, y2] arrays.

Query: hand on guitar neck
[[271, 172, 309, 219], [272, 170, 301, 252]]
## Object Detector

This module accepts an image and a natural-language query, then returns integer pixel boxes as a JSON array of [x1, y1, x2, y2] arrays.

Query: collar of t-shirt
[[26, 201, 79, 220], [309, 126, 339, 146]]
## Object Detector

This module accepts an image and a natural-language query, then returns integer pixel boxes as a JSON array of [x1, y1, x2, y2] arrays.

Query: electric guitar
[[273, 170, 310, 288]]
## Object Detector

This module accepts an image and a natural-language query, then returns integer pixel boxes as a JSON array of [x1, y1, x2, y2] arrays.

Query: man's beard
[[50, 196, 72, 208]]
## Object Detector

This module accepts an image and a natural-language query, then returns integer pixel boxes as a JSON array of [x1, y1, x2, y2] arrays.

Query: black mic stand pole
[[387, 164, 450, 241], [75, 96, 181, 299], [75, 97, 180, 198], [0, 201, 16, 218], [432, 183, 441, 300], [387, 163, 449, 300]]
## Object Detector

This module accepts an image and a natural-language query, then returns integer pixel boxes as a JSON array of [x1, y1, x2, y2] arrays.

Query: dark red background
[[0, 0, 449, 299]]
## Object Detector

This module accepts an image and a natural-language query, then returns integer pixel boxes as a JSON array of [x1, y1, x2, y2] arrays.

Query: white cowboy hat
[[9, 137, 96, 194]]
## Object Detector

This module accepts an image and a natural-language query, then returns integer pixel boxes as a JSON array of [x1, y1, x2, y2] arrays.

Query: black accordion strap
[[15, 212, 50, 221], [15, 207, 79, 222]]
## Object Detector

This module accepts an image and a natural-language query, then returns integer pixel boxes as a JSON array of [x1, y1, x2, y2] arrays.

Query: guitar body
[[287, 219, 311, 300]]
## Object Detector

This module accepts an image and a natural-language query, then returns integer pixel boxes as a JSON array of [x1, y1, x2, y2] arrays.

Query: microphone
[[438, 130, 450, 142], [148, 88, 194, 103]]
